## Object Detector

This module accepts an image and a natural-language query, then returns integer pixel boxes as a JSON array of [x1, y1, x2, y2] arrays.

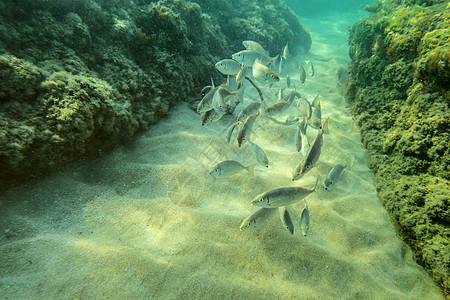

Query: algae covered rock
[[0, 0, 311, 185], [346, 0, 449, 296]]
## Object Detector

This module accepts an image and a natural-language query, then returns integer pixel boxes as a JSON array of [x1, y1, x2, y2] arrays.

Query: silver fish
[[283, 43, 289, 60], [267, 115, 299, 126], [209, 160, 255, 177], [252, 60, 280, 84], [283, 90, 301, 106], [293, 129, 323, 180], [299, 65, 306, 83], [212, 86, 244, 113], [215, 59, 241, 75], [278, 57, 284, 74], [236, 66, 248, 82], [308, 95, 322, 129], [295, 118, 307, 152], [237, 102, 261, 122], [227, 121, 241, 143], [240, 207, 277, 231], [306, 59, 314, 77], [299, 203, 310, 236], [201, 107, 215, 126], [337, 66, 349, 88], [197, 86, 219, 113], [232, 50, 273, 67], [264, 102, 290, 116], [251, 179, 317, 208], [297, 97, 312, 120], [324, 164, 346, 190], [242, 40, 269, 56], [300, 120, 310, 157], [237, 113, 259, 147], [250, 142, 269, 168], [278, 206, 294, 235], [277, 88, 284, 102]]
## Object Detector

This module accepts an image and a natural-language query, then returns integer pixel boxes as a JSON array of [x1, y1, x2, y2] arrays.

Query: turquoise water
[[0, 1, 445, 299]]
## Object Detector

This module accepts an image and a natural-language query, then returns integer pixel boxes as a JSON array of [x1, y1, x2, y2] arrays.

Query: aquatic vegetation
[[347, 0, 450, 296], [0, 0, 309, 184]]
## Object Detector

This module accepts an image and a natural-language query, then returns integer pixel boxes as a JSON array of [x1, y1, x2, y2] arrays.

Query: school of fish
[[198, 40, 347, 237]]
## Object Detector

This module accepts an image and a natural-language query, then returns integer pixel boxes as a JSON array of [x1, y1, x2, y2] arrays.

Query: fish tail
[[313, 177, 319, 191], [246, 163, 257, 175], [271, 54, 279, 67], [236, 81, 245, 103], [322, 117, 330, 134]]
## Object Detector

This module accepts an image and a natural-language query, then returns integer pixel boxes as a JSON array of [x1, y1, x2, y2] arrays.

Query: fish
[[251, 179, 317, 208], [215, 59, 242, 76], [286, 75, 291, 87], [337, 66, 349, 88], [300, 119, 310, 157], [197, 86, 218, 113], [305, 59, 314, 77], [237, 102, 261, 122], [299, 65, 306, 83], [232, 50, 273, 67], [201, 107, 215, 126], [283, 43, 289, 60], [212, 86, 244, 113], [295, 118, 307, 152], [226, 121, 241, 143], [240, 207, 277, 231], [236, 66, 248, 82], [324, 164, 346, 191], [250, 142, 269, 168], [237, 113, 259, 147], [292, 129, 323, 180], [278, 57, 284, 74], [242, 40, 269, 56], [209, 160, 255, 177], [264, 102, 289, 116], [266, 115, 299, 126], [277, 88, 284, 102], [297, 97, 312, 120], [278, 206, 294, 235], [308, 95, 322, 129], [283, 89, 301, 106], [311, 95, 322, 118], [299, 203, 310, 236], [252, 60, 280, 84]]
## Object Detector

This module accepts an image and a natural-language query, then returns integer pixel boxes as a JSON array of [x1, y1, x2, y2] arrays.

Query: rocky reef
[[346, 0, 449, 296], [0, 0, 311, 185]]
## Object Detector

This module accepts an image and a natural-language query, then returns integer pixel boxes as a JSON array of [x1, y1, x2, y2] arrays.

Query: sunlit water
[[0, 9, 444, 300]]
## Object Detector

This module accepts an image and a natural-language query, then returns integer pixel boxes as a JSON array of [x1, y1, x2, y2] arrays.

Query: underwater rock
[[346, 0, 449, 296], [0, 0, 311, 185]]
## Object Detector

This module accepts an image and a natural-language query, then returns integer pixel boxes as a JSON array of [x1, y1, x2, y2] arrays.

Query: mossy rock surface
[[347, 0, 449, 296], [0, 0, 311, 185]]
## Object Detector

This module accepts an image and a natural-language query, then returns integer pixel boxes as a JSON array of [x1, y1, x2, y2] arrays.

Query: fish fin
[[236, 81, 245, 103], [210, 77, 215, 89]]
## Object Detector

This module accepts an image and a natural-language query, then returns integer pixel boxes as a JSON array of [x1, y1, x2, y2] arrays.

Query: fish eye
[[248, 222, 251, 226], [259, 198, 263, 202]]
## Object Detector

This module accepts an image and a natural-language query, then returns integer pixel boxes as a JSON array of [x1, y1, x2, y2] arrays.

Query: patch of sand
[[0, 11, 444, 299]]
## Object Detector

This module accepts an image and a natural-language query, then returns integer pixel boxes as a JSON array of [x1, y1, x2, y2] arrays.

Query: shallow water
[[0, 9, 444, 300]]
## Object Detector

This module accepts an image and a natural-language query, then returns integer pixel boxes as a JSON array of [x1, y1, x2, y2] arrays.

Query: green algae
[[346, 0, 450, 296], [0, 0, 311, 185]]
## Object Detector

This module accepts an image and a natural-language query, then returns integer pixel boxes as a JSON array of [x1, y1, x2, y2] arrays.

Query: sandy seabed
[[0, 11, 444, 299]]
